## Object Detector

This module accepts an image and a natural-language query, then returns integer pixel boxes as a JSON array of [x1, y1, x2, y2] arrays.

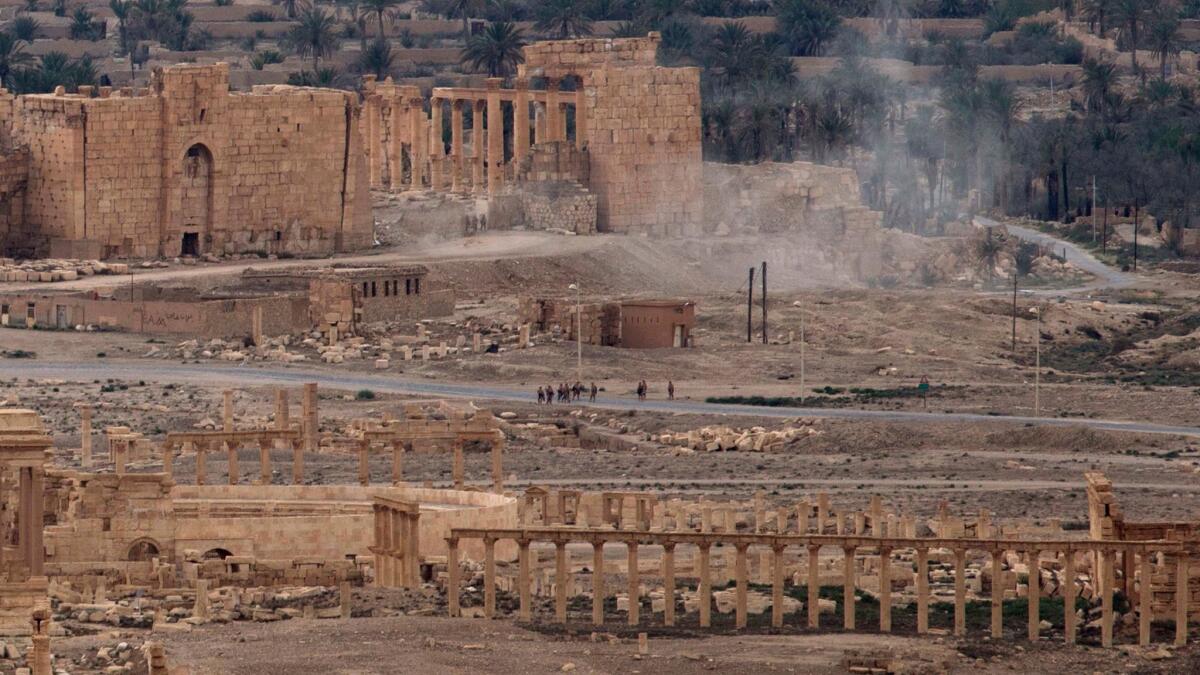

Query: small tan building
[[620, 300, 695, 349]]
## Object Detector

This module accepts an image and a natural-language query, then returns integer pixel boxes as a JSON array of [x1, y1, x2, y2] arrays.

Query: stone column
[[698, 543, 712, 628], [114, 440, 127, 475], [392, 440, 404, 484], [163, 442, 175, 479], [447, 537, 460, 616], [292, 439, 303, 484], [1101, 549, 1114, 647], [1028, 549, 1041, 641], [340, 581, 352, 618], [409, 96, 426, 188], [367, 95, 382, 187], [879, 546, 892, 632], [484, 537, 496, 619], [303, 383, 318, 453], [991, 549, 1004, 638], [592, 541, 605, 625], [734, 543, 748, 629], [389, 97, 405, 191], [1063, 550, 1076, 644], [30, 611, 51, 675], [627, 541, 640, 626], [517, 539, 531, 621], [534, 100, 546, 145], [916, 548, 929, 634], [514, 77, 530, 163], [18, 467, 31, 566], [807, 545, 820, 628], [842, 545, 856, 630], [771, 545, 785, 628], [372, 506, 385, 587], [954, 548, 967, 636], [472, 100, 485, 194], [555, 541, 568, 623], [1139, 552, 1151, 646], [486, 78, 503, 196], [227, 441, 239, 485], [406, 511, 419, 585], [275, 389, 289, 430], [491, 437, 503, 492], [430, 97, 444, 190], [662, 543, 676, 626], [30, 467, 44, 576], [223, 390, 234, 432], [358, 439, 370, 486], [79, 404, 93, 467], [574, 79, 587, 149], [193, 579, 210, 620], [797, 501, 809, 533], [451, 100, 464, 193], [546, 80, 562, 142], [195, 442, 207, 485], [1176, 554, 1189, 647], [259, 438, 271, 485], [452, 439, 464, 489]]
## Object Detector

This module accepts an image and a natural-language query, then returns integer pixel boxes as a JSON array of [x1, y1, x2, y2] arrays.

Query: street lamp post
[[793, 299, 804, 406], [569, 283, 581, 384]]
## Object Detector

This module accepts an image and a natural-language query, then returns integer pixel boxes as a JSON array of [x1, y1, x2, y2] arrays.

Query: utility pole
[[1032, 306, 1042, 418], [1011, 274, 1017, 354], [1091, 176, 1097, 242], [760, 261, 767, 345], [569, 283, 582, 383], [795, 299, 805, 407], [747, 266, 755, 343]]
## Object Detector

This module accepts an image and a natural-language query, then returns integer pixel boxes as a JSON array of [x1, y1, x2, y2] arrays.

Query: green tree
[[358, 37, 394, 78], [460, 21, 525, 77], [1147, 10, 1182, 80], [775, 0, 840, 57], [286, 6, 339, 71], [534, 0, 594, 38], [69, 7, 101, 40], [0, 32, 32, 87], [110, 0, 134, 54], [1111, 0, 1146, 72], [1082, 57, 1117, 117], [447, 0, 487, 43], [359, 0, 398, 38], [11, 16, 39, 41], [279, 0, 307, 19]]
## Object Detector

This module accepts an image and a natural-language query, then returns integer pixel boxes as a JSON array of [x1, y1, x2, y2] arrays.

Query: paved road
[[8, 360, 1199, 438], [975, 215, 1134, 290], [495, 477, 1200, 492]]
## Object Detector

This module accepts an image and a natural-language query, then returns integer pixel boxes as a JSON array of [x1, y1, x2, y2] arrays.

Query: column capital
[[515, 77, 529, 90], [485, 78, 502, 90]]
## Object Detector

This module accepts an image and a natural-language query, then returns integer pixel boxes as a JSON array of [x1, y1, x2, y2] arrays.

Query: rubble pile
[[0, 259, 130, 282], [656, 422, 822, 452]]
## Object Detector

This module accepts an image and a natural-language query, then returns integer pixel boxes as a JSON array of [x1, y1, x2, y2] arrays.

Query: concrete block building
[[0, 63, 373, 259]]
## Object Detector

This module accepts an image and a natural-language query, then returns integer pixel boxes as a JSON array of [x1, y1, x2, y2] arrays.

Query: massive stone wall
[[0, 63, 373, 259]]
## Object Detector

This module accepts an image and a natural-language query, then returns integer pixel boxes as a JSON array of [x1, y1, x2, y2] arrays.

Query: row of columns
[[356, 433, 505, 491], [447, 534, 1189, 648], [162, 437, 304, 486], [372, 502, 421, 588], [367, 77, 587, 197]]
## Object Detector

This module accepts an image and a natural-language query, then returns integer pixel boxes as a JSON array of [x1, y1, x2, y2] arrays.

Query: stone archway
[[127, 538, 161, 561], [180, 143, 213, 256]]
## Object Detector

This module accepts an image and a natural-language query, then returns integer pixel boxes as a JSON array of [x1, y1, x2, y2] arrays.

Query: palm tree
[[69, 7, 98, 40], [11, 16, 39, 41], [358, 37, 393, 78], [775, 0, 841, 56], [1082, 0, 1110, 35], [460, 21, 524, 77], [981, 78, 1022, 209], [286, 7, 339, 72], [359, 0, 398, 38], [1081, 57, 1116, 116], [1111, 0, 1146, 72], [447, 0, 486, 43], [534, 0, 593, 38], [0, 32, 32, 88], [110, 0, 133, 54], [974, 228, 1004, 283], [279, 0, 307, 19], [1147, 10, 1181, 80]]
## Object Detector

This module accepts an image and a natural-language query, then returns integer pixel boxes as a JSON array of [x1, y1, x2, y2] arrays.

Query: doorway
[[181, 143, 213, 254], [180, 232, 199, 256]]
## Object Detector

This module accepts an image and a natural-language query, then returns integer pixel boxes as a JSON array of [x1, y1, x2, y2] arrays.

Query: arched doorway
[[180, 143, 213, 256], [127, 538, 161, 561]]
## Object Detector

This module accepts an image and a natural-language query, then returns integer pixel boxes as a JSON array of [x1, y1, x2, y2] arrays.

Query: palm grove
[[0, 0, 1195, 245]]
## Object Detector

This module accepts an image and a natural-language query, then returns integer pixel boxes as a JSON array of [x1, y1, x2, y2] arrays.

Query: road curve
[[975, 215, 1134, 290], [7, 360, 1198, 438]]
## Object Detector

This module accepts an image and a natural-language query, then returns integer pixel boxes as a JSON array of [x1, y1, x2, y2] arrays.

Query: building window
[[414, 278, 420, 295], [371, 281, 377, 297], [384, 281, 390, 297], [362, 282, 368, 297], [406, 279, 411, 295]]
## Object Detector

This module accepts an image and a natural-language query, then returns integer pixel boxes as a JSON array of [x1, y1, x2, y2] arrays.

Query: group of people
[[635, 380, 675, 401], [538, 381, 597, 404]]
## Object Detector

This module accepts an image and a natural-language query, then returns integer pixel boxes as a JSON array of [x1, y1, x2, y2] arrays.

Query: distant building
[[619, 300, 695, 349], [518, 296, 694, 349]]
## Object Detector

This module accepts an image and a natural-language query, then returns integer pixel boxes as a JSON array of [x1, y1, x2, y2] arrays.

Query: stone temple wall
[[0, 63, 373, 259]]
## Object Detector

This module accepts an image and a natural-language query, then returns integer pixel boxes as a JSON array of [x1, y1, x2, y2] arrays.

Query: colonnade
[[356, 429, 506, 491], [446, 529, 1190, 649], [371, 497, 421, 588], [363, 75, 587, 197], [162, 430, 304, 486]]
